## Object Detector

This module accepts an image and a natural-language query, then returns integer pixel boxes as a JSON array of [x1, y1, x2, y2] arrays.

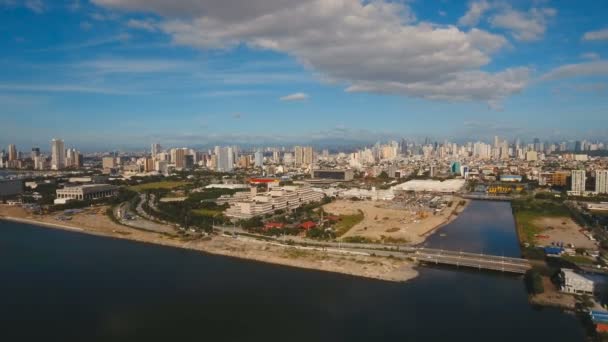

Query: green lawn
[[334, 210, 364, 237], [129, 181, 190, 192], [191, 208, 224, 217]]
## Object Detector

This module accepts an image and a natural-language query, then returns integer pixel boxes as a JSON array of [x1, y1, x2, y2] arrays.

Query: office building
[[223, 185, 324, 219], [31, 147, 40, 160], [102, 157, 116, 169], [8, 144, 17, 161], [596, 170, 608, 194], [539, 171, 569, 187], [51, 139, 65, 170], [312, 169, 354, 181], [215, 146, 234, 172], [254, 151, 263, 167], [571, 170, 586, 195], [171, 148, 187, 169], [151, 143, 161, 159]]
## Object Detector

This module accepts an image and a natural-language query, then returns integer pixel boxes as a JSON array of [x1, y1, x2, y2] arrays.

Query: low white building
[[54, 184, 119, 204], [392, 179, 465, 193], [560, 269, 605, 295], [224, 185, 324, 220]]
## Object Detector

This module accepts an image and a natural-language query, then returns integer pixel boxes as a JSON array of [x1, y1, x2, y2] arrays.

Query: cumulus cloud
[[280, 92, 309, 101], [93, 0, 528, 106], [541, 60, 608, 81], [583, 28, 608, 41], [458, 0, 490, 27], [490, 7, 556, 41]]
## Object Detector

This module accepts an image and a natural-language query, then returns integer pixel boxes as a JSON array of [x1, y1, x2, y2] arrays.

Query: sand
[[0, 205, 418, 283], [323, 199, 468, 244], [532, 217, 597, 249]]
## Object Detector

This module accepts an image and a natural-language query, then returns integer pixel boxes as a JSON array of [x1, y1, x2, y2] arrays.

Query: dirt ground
[[323, 199, 467, 244], [533, 217, 597, 249], [0, 205, 418, 283]]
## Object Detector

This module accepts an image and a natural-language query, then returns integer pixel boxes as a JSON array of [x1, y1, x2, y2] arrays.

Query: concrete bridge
[[408, 248, 531, 274]]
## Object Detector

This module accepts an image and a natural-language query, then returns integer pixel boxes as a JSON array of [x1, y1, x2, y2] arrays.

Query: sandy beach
[[0, 205, 418, 283]]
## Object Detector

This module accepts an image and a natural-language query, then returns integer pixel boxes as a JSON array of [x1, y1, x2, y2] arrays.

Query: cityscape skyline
[[1, 0, 608, 148]]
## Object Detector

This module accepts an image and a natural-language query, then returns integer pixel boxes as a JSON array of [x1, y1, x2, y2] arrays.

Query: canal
[[0, 201, 586, 341]]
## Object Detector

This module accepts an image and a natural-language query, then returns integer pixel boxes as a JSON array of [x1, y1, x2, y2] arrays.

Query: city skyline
[[1, 0, 608, 148]]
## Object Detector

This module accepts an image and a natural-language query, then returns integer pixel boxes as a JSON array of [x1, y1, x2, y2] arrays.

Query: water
[[0, 201, 586, 341]]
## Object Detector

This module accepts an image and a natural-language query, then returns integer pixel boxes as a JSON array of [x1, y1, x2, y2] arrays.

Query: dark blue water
[[0, 201, 586, 341]]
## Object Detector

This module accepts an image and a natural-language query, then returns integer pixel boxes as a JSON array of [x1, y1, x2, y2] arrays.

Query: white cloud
[[541, 60, 608, 81], [280, 92, 309, 101], [490, 7, 556, 41], [583, 28, 608, 41], [77, 58, 190, 74], [458, 0, 490, 26], [93, 0, 525, 106], [127, 19, 158, 32], [24, 0, 44, 13], [580, 52, 600, 60]]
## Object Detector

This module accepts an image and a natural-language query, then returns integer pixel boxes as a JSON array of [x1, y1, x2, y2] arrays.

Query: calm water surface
[[0, 201, 586, 341]]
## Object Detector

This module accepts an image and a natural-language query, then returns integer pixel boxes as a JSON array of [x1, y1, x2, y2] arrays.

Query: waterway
[[0, 201, 586, 341]]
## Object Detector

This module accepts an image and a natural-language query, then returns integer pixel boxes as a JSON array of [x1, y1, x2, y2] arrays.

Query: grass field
[[334, 210, 364, 237], [191, 208, 224, 217], [129, 181, 189, 192], [512, 199, 571, 245]]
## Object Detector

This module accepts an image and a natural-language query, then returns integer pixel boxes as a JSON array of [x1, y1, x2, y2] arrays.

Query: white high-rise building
[[254, 151, 263, 167], [51, 139, 65, 170], [151, 143, 161, 160], [596, 170, 608, 194], [571, 170, 586, 195], [215, 146, 234, 172]]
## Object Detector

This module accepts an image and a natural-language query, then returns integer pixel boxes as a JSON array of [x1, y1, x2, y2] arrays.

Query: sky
[[1, 0, 608, 150]]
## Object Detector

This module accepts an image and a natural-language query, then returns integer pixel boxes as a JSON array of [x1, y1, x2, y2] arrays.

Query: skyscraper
[[151, 143, 161, 159], [254, 151, 263, 167], [216, 146, 234, 172], [571, 170, 586, 195], [31, 147, 40, 160], [51, 139, 65, 170], [596, 170, 608, 194], [8, 144, 17, 161]]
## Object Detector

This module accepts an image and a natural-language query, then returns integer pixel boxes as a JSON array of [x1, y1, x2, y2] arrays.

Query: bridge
[[408, 248, 531, 274], [460, 194, 514, 201], [212, 225, 531, 274]]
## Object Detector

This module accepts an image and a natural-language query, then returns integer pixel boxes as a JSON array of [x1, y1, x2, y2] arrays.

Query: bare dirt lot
[[533, 217, 597, 249], [323, 199, 467, 244]]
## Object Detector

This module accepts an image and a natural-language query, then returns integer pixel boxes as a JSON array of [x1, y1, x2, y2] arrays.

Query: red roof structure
[[264, 222, 285, 230], [299, 221, 317, 230]]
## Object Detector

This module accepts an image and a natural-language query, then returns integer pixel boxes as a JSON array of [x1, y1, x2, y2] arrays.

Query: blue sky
[[1, 0, 608, 150]]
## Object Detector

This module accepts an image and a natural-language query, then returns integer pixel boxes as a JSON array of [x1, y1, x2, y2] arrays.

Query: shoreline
[[0, 210, 418, 283], [419, 198, 470, 239]]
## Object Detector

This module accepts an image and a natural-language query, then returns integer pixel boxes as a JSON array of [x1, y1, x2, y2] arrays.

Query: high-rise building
[[571, 170, 586, 195], [596, 170, 608, 194], [8, 144, 17, 161], [294, 146, 314, 166], [254, 151, 263, 167], [151, 143, 161, 160], [172, 148, 187, 169], [31, 147, 40, 160], [215, 146, 234, 172], [51, 139, 65, 170], [102, 157, 116, 169]]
